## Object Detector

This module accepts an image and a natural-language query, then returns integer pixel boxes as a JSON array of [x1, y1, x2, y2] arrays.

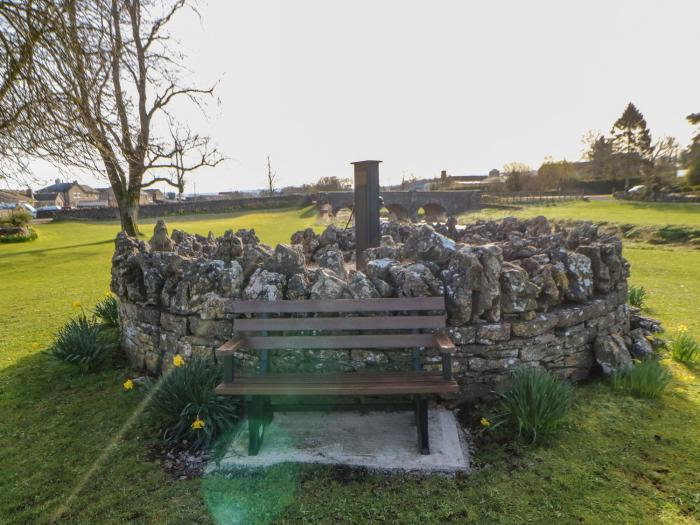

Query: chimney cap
[[350, 160, 382, 165]]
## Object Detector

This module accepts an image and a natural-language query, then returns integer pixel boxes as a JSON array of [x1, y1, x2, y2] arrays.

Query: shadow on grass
[[0, 239, 114, 259]]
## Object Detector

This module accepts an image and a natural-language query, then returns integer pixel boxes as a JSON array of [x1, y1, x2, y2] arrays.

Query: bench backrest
[[231, 296, 446, 350]]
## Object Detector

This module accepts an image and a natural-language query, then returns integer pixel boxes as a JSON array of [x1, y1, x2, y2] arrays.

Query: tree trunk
[[117, 193, 140, 236]]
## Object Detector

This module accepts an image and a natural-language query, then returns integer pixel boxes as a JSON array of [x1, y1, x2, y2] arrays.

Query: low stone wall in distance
[[37, 194, 311, 220], [111, 216, 656, 402]]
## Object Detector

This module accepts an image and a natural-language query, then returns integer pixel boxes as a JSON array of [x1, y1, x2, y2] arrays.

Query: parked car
[[0, 202, 37, 218]]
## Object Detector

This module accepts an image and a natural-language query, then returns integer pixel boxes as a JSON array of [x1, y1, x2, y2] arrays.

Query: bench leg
[[415, 395, 430, 455], [246, 396, 269, 456]]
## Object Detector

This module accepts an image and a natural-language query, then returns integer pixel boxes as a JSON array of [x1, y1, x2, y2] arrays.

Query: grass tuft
[[93, 294, 120, 329], [669, 331, 700, 363], [611, 358, 672, 398], [628, 285, 647, 308], [145, 357, 239, 451], [491, 367, 573, 443], [49, 313, 119, 372]]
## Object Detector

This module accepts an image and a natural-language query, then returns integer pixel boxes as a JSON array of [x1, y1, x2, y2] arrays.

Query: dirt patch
[[149, 442, 210, 480]]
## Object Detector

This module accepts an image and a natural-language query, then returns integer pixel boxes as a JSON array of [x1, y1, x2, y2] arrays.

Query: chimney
[[352, 160, 382, 270], [55, 178, 60, 185]]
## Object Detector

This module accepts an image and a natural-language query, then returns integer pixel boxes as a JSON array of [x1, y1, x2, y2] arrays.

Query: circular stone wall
[[111, 217, 648, 401]]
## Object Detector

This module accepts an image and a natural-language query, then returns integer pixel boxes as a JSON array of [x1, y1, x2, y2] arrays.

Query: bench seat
[[215, 372, 458, 396]]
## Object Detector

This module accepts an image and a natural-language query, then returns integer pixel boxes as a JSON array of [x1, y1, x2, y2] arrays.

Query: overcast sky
[[35, 0, 700, 193]]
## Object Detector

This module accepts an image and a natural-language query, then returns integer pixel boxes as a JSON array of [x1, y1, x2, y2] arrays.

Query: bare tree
[[0, 1, 65, 183], [0, 0, 221, 234], [266, 155, 277, 195]]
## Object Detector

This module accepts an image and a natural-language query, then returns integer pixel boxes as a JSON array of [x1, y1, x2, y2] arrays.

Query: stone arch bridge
[[317, 190, 481, 220]]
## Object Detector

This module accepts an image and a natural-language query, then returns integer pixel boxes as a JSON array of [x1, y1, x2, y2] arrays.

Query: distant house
[[34, 192, 65, 209], [0, 189, 33, 205], [96, 187, 152, 207], [36, 179, 99, 208], [449, 174, 488, 183], [143, 188, 165, 203]]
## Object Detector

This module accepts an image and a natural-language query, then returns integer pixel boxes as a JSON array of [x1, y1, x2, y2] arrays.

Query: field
[[460, 198, 700, 227], [1, 203, 699, 524]]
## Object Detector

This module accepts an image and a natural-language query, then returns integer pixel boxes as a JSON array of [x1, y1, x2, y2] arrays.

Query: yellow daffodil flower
[[191, 418, 205, 430], [173, 354, 185, 367], [677, 324, 689, 333], [123, 379, 134, 390], [31, 342, 40, 350], [72, 300, 82, 309], [480, 417, 491, 428]]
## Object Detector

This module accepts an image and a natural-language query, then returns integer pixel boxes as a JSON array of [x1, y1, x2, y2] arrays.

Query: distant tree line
[[279, 176, 352, 195], [500, 102, 698, 194]]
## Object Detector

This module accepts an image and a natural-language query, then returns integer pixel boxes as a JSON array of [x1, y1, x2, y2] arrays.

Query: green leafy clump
[[1, 207, 33, 227], [146, 357, 239, 451], [628, 285, 647, 308], [0, 227, 37, 243], [669, 330, 700, 363], [491, 367, 573, 443], [93, 294, 119, 329], [611, 358, 672, 398], [49, 313, 119, 372]]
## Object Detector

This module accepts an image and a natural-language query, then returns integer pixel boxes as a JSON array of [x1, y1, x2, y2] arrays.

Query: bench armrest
[[433, 333, 456, 354], [216, 336, 247, 358]]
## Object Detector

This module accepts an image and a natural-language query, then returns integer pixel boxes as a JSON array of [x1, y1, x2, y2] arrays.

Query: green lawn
[[460, 199, 700, 227], [1, 203, 699, 524]]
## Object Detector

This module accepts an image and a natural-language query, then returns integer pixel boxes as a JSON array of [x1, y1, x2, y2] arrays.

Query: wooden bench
[[215, 296, 458, 455]]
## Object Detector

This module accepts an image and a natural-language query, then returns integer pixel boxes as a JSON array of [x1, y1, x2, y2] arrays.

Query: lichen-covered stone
[[512, 313, 559, 338], [218, 261, 244, 298], [472, 244, 502, 322], [476, 322, 511, 344], [214, 230, 243, 264], [629, 328, 654, 359], [265, 243, 306, 277], [347, 271, 380, 299], [149, 220, 174, 252], [309, 268, 352, 299], [389, 263, 444, 297], [500, 262, 539, 314], [403, 224, 456, 264], [243, 268, 286, 301], [286, 272, 310, 300], [441, 247, 483, 325], [593, 333, 632, 375], [564, 251, 594, 303], [365, 258, 398, 282], [314, 245, 347, 280]]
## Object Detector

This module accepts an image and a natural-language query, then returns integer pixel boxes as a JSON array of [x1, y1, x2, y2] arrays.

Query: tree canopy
[[0, 0, 221, 234]]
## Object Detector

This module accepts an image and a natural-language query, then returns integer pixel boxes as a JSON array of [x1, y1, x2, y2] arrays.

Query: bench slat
[[215, 374, 458, 396], [220, 372, 447, 383], [243, 333, 435, 350], [234, 315, 446, 332], [230, 296, 445, 314]]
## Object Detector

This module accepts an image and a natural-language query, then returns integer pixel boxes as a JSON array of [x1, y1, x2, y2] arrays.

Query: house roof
[[37, 180, 97, 194], [0, 190, 30, 203], [35, 192, 62, 202]]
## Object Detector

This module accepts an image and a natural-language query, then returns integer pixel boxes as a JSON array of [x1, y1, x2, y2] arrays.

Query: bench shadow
[[0, 239, 114, 259]]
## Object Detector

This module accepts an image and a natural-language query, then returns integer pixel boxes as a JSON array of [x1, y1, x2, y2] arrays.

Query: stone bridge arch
[[317, 190, 480, 219]]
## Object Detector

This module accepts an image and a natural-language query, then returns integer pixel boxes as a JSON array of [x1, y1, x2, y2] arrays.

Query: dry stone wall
[[111, 216, 651, 402]]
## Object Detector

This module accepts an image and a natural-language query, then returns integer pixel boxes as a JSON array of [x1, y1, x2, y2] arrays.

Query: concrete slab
[[210, 409, 469, 475]]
